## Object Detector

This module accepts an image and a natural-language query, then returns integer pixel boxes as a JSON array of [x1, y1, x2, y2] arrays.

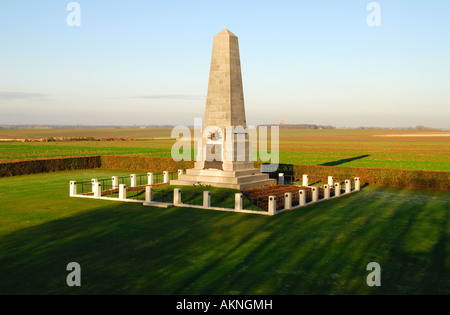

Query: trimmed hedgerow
[[0, 156, 102, 177], [99, 155, 195, 172], [291, 164, 449, 190], [1, 156, 448, 190]]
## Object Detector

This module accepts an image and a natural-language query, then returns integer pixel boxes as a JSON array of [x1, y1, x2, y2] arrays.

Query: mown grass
[[279, 151, 450, 172], [149, 185, 262, 211], [1, 129, 449, 172], [0, 143, 172, 160], [1, 143, 448, 171], [0, 170, 448, 294]]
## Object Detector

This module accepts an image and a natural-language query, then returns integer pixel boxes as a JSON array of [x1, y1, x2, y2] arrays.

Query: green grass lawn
[[278, 150, 450, 172], [0, 169, 448, 294], [1, 129, 449, 172], [147, 185, 263, 211], [1, 142, 449, 172], [0, 142, 172, 160]]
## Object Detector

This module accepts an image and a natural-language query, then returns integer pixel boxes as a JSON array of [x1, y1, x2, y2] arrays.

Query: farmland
[[1, 128, 449, 172], [0, 128, 448, 295]]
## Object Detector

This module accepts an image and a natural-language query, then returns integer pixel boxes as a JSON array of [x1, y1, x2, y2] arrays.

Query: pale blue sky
[[0, 0, 449, 128]]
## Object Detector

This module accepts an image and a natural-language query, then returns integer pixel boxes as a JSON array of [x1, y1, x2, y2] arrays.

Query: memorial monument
[[170, 29, 276, 190]]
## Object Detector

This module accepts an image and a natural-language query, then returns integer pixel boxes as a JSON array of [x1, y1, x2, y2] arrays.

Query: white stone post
[[302, 174, 309, 187], [328, 176, 334, 186], [91, 179, 98, 193], [323, 185, 330, 199], [299, 190, 306, 206], [312, 187, 318, 202], [203, 191, 211, 208], [278, 173, 284, 185], [130, 174, 137, 188], [112, 176, 118, 189], [268, 196, 276, 216], [354, 177, 360, 191], [334, 183, 341, 197], [93, 182, 102, 198], [174, 188, 181, 205], [69, 181, 77, 196], [147, 173, 154, 185], [178, 169, 183, 176], [284, 192, 292, 210], [119, 184, 127, 200], [235, 193, 243, 211], [145, 186, 153, 202], [163, 171, 169, 183], [345, 180, 351, 194]]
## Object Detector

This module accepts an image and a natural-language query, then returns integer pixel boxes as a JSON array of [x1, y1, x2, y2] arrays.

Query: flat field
[[1, 128, 449, 171], [0, 170, 448, 294]]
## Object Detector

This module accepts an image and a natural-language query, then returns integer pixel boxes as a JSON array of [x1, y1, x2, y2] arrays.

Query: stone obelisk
[[195, 28, 253, 172], [204, 29, 246, 128], [171, 29, 275, 190]]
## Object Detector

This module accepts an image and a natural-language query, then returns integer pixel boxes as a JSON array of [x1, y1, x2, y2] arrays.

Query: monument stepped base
[[170, 168, 276, 190]]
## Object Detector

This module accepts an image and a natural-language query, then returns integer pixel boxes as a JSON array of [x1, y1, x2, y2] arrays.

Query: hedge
[[99, 155, 195, 172], [1, 156, 448, 190], [291, 164, 449, 190], [0, 156, 102, 177]]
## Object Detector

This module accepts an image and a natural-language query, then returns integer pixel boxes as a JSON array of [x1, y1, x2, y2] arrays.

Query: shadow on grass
[[321, 155, 370, 167], [0, 187, 448, 294]]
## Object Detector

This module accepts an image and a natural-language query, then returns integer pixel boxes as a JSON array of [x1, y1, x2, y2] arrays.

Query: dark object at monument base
[[204, 160, 223, 170]]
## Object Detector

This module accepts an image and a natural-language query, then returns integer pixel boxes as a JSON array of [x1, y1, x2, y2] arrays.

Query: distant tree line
[[267, 124, 336, 129], [356, 126, 439, 130], [0, 124, 443, 130], [0, 125, 175, 129]]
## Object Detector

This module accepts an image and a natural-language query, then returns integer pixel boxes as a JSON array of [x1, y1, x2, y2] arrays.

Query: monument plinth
[[171, 29, 276, 190]]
